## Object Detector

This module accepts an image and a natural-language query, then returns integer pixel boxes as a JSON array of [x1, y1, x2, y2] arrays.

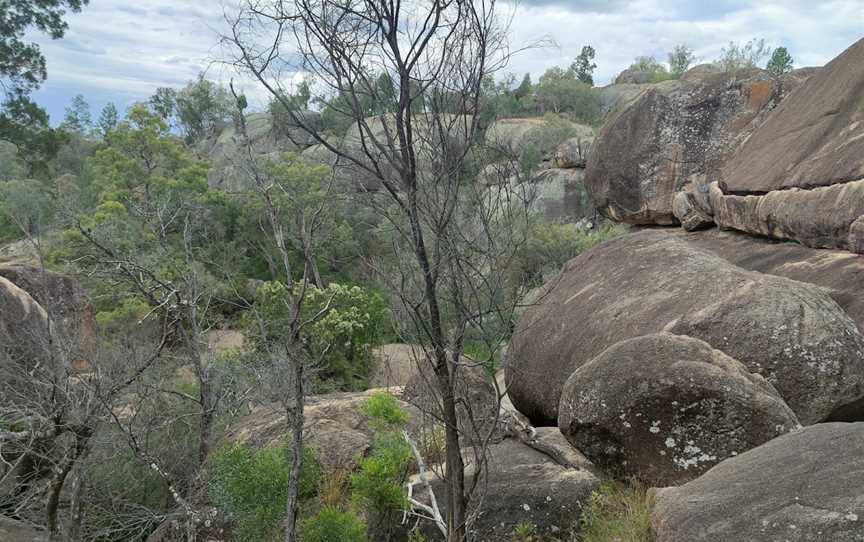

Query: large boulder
[[558, 333, 799, 486], [0, 265, 92, 327], [652, 423, 864, 542], [402, 352, 500, 444], [505, 230, 864, 425], [585, 69, 807, 225], [711, 39, 864, 252], [661, 228, 864, 333], [0, 275, 49, 369], [422, 435, 601, 541]]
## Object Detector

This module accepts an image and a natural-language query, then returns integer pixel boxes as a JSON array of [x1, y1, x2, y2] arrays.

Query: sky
[[27, 0, 864, 123]]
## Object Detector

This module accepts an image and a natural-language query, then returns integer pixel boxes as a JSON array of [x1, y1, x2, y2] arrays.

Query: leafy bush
[[352, 393, 413, 539], [579, 481, 654, 542], [361, 391, 412, 429], [716, 38, 771, 73], [511, 221, 629, 291], [628, 57, 677, 83], [301, 506, 369, 542], [210, 444, 320, 542]]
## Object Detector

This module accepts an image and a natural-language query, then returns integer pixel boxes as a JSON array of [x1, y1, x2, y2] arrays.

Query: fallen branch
[[402, 430, 447, 538]]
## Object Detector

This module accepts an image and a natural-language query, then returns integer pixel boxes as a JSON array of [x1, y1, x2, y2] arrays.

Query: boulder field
[[506, 230, 864, 428]]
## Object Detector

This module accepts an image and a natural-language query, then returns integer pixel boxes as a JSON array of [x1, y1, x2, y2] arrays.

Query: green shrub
[[351, 432, 412, 513], [210, 444, 320, 542], [301, 506, 369, 542], [361, 391, 411, 429], [579, 481, 654, 542], [511, 221, 629, 291]]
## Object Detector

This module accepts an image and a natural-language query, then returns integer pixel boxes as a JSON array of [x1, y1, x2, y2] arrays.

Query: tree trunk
[[283, 356, 305, 542]]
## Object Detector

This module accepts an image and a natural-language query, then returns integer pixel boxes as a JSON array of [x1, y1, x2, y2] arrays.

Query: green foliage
[[579, 481, 654, 542], [0, 177, 54, 240], [511, 221, 629, 291], [301, 506, 369, 542], [668, 44, 696, 76], [351, 431, 412, 513], [303, 283, 391, 390], [0, 140, 24, 181], [361, 391, 411, 430], [0, 0, 89, 97], [513, 520, 538, 541], [167, 76, 233, 144], [210, 444, 321, 542], [61, 94, 92, 133], [716, 38, 771, 73], [96, 102, 119, 138], [534, 67, 601, 124], [628, 56, 676, 83], [250, 281, 391, 392], [766, 46, 794, 75], [571, 45, 597, 86]]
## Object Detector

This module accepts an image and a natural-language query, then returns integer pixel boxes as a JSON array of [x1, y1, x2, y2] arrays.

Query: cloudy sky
[[29, 0, 864, 122]]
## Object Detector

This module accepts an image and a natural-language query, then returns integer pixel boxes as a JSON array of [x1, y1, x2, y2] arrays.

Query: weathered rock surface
[[225, 389, 420, 470], [652, 423, 864, 542], [553, 135, 595, 169], [672, 190, 713, 231], [403, 352, 500, 444], [711, 179, 864, 252], [660, 228, 864, 333], [0, 275, 49, 367], [483, 167, 594, 224], [485, 117, 593, 158], [423, 436, 601, 541], [558, 333, 799, 485], [707, 40, 864, 252], [585, 69, 807, 225], [506, 230, 864, 425], [205, 111, 319, 191], [722, 39, 864, 194], [0, 264, 91, 322], [0, 517, 47, 542]]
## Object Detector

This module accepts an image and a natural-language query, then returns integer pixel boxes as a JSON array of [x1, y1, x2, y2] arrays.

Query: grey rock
[[506, 230, 864, 425], [559, 333, 799, 485], [652, 423, 864, 542]]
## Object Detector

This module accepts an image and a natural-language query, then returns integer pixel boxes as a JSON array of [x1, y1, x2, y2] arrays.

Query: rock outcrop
[[585, 67, 811, 225], [205, 111, 319, 191], [506, 231, 864, 425], [652, 423, 864, 542], [423, 434, 601, 541], [558, 333, 799, 485], [224, 389, 420, 470]]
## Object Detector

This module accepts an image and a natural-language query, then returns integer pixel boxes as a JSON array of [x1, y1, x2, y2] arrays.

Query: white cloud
[[29, 0, 864, 120]]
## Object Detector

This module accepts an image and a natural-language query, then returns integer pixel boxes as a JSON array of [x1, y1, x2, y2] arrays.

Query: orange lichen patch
[[747, 80, 774, 111]]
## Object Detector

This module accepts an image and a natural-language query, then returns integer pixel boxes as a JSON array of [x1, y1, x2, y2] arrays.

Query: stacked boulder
[[505, 230, 864, 484], [585, 38, 864, 254]]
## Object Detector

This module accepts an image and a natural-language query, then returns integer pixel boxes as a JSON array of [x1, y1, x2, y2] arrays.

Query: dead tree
[[224, 1, 531, 539]]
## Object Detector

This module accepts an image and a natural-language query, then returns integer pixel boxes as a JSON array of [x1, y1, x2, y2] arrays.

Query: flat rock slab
[[652, 422, 864, 542], [722, 38, 864, 193]]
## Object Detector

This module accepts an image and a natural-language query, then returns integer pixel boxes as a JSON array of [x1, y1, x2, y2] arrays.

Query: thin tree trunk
[[283, 356, 305, 542]]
